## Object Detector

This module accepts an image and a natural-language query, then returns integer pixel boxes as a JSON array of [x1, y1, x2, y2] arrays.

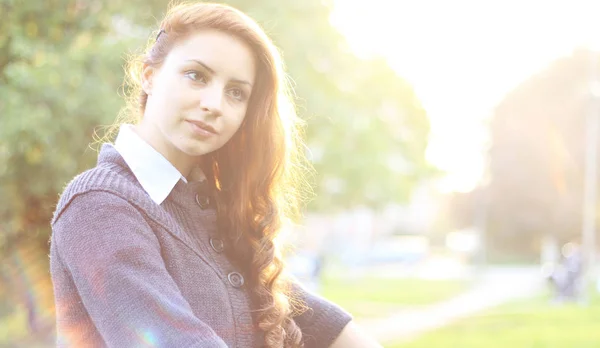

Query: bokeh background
[[2, 0, 600, 347]]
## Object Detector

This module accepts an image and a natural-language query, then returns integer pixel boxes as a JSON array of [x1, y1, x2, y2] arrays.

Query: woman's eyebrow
[[185, 59, 253, 87], [231, 78, 253, 88], [186, 59, 215, 74]]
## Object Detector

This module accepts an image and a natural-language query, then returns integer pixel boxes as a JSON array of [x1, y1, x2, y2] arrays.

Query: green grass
[[388, 292, 600, 348], [0, 303, 54, 347], [320, 276, 471, 319], [0, 306, 28, 344]]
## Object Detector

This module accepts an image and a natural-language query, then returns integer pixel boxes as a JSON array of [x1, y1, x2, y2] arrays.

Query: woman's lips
[[186, 120, 218, 137]]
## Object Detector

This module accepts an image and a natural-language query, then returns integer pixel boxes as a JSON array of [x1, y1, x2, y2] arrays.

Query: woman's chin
[[176, 142, 216, 158]]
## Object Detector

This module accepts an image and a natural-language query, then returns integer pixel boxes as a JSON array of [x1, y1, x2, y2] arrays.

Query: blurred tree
[[450, 49, 598, 261], [0, 0, 163, 254], [0, 0, 431, 257], [228, 0, 433, 211]]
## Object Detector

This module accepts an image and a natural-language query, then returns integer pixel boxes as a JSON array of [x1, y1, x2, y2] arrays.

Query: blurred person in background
[[560, 242, 584, 301], [49, 2, 380, 347], [548, 242, 584, 303]]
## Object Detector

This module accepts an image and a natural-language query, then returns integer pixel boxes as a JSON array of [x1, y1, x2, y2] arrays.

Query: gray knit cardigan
[[50, 144, 351, 347]]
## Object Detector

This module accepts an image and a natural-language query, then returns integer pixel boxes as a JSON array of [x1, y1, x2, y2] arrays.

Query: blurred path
[[358, 266, 544, 345]]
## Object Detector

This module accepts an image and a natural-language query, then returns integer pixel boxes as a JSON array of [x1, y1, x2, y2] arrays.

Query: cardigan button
[[195, 193, 210, 209], [210, 238, 224, 253], [228, 272, 245, 288]]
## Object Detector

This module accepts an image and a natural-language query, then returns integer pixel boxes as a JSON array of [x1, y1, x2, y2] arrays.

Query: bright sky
[[331, 0, 600, 193]]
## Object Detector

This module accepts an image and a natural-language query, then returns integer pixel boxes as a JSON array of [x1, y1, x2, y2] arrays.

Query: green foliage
[[0, 0, 431, 253], [229, 0, 432, 210], [1, 0, 149, 250]]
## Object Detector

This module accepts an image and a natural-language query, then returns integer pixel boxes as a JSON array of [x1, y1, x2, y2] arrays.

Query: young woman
[[50, 2, 380, 347]]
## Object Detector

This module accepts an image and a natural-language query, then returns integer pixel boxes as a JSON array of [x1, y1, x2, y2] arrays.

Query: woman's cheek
[[178, 87, 202, 109]]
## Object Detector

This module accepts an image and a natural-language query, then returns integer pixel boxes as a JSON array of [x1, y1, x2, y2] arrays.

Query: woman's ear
[[141, 63, 155, 95]]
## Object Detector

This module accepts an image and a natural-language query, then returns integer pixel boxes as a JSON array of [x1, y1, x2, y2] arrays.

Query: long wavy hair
[[110, 2, 312, 347]]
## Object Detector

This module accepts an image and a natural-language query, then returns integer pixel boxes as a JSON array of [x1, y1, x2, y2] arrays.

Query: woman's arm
[[291, 282, 381, 348], [330, 321, 382, 348], [51, 191, 227, 347]]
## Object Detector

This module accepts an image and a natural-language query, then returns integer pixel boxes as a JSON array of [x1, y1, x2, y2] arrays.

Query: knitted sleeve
[[50, 190, 228, 348], [292, 282, 353, 348]]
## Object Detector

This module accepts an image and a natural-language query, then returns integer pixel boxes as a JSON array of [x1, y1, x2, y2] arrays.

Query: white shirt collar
[[114, 124, 187, 205]]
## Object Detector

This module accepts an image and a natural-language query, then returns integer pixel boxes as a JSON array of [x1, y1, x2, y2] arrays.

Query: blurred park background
[[2, 0, 600, 347]]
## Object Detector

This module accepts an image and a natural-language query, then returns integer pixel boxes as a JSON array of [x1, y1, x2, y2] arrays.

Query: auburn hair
[[111, 2, 312, 347]]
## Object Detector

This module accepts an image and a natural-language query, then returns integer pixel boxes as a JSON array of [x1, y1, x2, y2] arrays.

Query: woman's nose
[[199, 85, 223, 117]]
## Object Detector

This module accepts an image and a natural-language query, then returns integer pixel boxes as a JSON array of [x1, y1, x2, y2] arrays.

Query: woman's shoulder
[[51, 163, 146, 226]]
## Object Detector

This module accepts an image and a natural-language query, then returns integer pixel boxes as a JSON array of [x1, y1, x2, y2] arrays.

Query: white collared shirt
[[114, 124, 187, 205]]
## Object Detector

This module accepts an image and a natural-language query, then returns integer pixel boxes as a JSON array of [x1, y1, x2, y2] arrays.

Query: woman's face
[[139, 29, 256, 176]]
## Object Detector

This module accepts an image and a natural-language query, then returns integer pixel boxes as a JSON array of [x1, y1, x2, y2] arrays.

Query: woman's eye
[[185, 71, 206, 83], [228, 88, 245, 101]]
